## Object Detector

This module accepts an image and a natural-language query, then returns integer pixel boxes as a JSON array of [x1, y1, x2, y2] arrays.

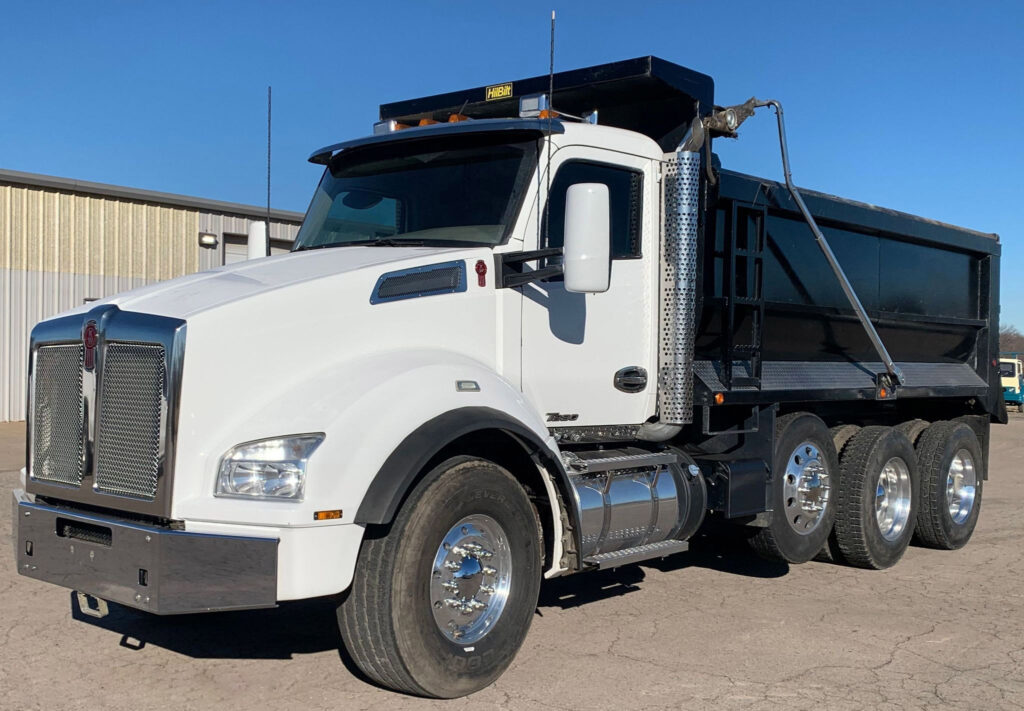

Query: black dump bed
[[696, 168, 1002, 417], [380, 56, 1002, 419]]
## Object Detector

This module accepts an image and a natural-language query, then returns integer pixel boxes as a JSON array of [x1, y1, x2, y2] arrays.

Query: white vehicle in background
[[1000, 356, 1024, 412], [14, 58, 1003, 697]]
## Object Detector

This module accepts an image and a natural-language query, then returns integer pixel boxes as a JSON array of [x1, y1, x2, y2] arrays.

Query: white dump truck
[[15, 57, 1003, 697]]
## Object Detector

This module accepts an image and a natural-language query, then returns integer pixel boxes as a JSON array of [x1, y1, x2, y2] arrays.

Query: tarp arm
[[704, 99, 906, 388]]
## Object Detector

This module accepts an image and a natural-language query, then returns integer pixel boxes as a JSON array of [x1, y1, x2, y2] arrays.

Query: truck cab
[[14, 57, 1003, 698], [1000, 356, 1023, 411]]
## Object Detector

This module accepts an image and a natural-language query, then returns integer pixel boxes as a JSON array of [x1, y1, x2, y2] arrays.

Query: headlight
[[215, 434, 324, 501]]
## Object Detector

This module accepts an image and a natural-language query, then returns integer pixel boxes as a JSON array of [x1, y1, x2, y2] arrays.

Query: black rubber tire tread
[[896, 419, 930, 447], [750, 412, 839, 564], [834, 426, 919, 569], [338, 456, 542, 698], [830, 424, 861, 459], [813, 424, 863, 563], [913, 421, 984, 550]]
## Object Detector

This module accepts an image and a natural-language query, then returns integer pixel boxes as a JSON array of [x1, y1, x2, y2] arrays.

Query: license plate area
[[15, 494, 278, 614]]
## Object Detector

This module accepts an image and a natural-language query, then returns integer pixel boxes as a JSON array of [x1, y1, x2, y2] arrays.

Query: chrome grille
[[31, 345, 86, 485], [94, 343, 166, 500]]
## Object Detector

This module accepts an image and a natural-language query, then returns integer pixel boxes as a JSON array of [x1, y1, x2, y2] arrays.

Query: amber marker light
[[314, 510, 342, 521]]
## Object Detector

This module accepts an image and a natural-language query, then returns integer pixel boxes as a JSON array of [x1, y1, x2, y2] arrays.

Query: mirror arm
[[495, 248, 564, 288]]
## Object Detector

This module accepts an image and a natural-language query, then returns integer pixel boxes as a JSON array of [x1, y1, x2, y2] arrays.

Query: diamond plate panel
[[658, 151, 701, 424], [31, 345, 86, 485]]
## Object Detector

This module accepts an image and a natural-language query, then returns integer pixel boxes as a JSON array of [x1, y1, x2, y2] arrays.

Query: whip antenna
[[544, 10, 555, 246], [266, 85, 272, 256]]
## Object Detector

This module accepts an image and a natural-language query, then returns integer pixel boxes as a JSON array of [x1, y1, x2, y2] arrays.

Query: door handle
[[614, 367, 648, 393]]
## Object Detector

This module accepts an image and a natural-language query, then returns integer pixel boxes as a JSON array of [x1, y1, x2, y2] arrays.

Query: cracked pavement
[[1, 417, 1022, 710]]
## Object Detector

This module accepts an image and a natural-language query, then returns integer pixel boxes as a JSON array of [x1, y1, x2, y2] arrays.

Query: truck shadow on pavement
[[538, 521, 788, 610], [69, 519, 786, 671]]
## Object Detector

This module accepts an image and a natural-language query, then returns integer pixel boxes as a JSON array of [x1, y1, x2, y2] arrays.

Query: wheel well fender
[[354, 406, 579, 573]]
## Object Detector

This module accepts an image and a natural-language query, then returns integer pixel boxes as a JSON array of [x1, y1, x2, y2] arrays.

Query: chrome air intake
[[563, 448, 706, 561], [26, 305, 186, 518]]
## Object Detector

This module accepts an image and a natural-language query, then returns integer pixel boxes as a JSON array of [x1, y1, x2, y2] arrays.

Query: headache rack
[[378, 56, 715, 151]]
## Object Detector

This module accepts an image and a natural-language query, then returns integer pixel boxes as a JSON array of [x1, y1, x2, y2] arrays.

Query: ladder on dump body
[[721, 201, 767, 390]]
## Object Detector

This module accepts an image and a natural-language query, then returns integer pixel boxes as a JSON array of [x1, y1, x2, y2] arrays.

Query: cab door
[[520, 147, 658, 428]]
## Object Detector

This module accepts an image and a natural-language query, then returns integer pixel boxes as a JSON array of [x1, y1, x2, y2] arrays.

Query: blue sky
[[2, 1, 1022, 323]]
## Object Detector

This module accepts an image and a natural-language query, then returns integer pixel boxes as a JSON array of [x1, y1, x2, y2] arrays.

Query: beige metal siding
[[1, 185, 200, 278], [198, 212, 300, 269], [1, 184, 200, 422]]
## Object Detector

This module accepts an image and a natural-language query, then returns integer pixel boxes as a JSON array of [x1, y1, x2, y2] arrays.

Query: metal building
[[0, 168, 304, 422]]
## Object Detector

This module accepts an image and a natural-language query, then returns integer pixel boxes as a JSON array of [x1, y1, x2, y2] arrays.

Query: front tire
[[834, 427, 919, 569], [751, 413, 839, 563], [338, 457, 543, 698]]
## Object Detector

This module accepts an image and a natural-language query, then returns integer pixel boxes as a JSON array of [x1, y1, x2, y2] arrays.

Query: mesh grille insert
[[56, 518, 112, 547], [374, 263, 464, 302], [31, 345, 86, 485], [94, 343, 165, 500]]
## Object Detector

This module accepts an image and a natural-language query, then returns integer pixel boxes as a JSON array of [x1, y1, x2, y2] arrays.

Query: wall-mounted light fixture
[[198, 232, 219, 248]]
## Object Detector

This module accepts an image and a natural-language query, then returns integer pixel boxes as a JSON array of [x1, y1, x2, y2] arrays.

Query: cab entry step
[[583, 539, 689, 570]]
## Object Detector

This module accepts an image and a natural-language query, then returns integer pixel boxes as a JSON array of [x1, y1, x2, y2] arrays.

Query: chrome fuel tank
[[564, 448, 706, 559]]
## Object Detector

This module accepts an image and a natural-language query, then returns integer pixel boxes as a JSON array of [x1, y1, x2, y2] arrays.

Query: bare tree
[[1000, 324, 1024, 354]]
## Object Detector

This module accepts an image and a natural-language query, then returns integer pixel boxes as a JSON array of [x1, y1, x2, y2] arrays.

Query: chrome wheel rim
[[875, 457, 912, 541], [782, 441, 831, 535], [946, 449, 977, 525], [429, 514, 512, 644]]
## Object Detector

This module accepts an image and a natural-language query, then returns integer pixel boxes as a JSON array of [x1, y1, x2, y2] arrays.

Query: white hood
[[74, 246, 469, 320]]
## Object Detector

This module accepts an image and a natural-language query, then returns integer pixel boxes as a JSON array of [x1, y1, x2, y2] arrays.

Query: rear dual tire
[[913, 421, 983, 550], [751, 413, 838, 564], [834, 427, 919, 569]]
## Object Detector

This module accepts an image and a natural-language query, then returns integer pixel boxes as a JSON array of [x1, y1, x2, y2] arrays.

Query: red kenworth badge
[[83, 321, 98, 371]]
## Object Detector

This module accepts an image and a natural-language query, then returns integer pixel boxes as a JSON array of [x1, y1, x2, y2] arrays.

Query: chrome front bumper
[[12, 490, 278, 614]]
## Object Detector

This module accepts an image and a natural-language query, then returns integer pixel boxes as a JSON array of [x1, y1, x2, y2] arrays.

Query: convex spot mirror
[[562, 183, 610, 293]]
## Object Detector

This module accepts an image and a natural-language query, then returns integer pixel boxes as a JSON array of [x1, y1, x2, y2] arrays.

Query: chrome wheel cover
[[782, 441, 832, 535], [946, 448, 977, 525], [429, 514, 512, 644], [875, 457, 912, 541]]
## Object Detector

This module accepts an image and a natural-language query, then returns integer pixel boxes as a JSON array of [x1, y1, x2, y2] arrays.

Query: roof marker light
[[372, 119, 411, 135], [519, 93, 550, 118]]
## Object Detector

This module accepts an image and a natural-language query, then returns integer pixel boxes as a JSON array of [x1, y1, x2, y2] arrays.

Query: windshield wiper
[[346, 238, 426, 247], [294, 242, 343, 252], [295, 238, 426, 252]]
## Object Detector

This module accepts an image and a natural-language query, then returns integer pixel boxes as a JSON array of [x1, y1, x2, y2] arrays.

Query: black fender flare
[[353, 407, 577, 547]]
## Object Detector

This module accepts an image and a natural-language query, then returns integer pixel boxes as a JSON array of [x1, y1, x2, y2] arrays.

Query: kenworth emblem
[[83, 320, 98, 370]]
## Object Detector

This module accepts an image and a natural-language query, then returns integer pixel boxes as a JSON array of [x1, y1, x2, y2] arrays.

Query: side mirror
[[562, 183, 610, 293]]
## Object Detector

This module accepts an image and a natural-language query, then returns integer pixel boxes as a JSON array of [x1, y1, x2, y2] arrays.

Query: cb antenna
[[544, 10, 555, 245], [266, 85, 272, 257]]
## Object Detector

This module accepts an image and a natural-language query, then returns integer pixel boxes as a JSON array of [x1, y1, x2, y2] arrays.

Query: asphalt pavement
[[1, 417, 1022, 710]]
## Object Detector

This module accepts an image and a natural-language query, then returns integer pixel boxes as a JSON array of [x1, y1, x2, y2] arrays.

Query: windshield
[[294, 134, 538, 251], [1000, 362, 1017, 378]]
